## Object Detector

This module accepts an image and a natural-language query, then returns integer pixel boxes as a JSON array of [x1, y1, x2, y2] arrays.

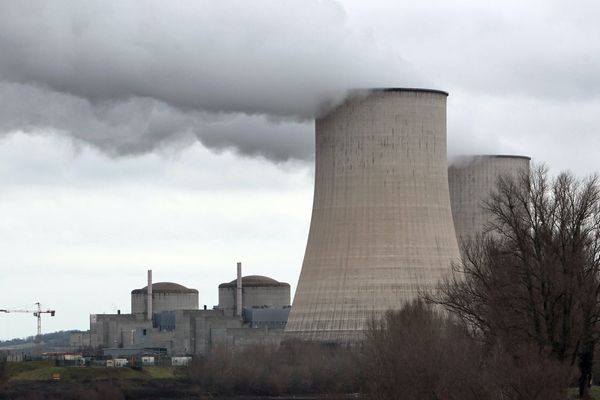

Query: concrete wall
[[90, 314, 152, 349], [131, 291, 198, 315], [225, 328, 285, 352], [191, 312, 244, 355], [90, 309, 287, 356], [243, 308, 290, 328], [448, 155, 530, 244], [285, 89, 460, 343], [69, 332, 91, 349]]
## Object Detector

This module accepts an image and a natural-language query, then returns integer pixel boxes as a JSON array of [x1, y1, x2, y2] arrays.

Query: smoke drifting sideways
[[0, 1, 421, 162]]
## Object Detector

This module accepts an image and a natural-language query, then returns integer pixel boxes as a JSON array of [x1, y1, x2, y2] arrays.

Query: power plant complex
[[61, 88, 531, 356], [85, 268, 291, 356]]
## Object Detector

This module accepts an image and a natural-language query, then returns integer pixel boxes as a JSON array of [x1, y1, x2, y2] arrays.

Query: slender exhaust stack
[[236, 262, 242, 317], [147, 269, 153, 321]]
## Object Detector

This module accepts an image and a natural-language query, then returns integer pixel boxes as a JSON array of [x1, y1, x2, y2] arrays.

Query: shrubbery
[[186, 301, 573, 399], [0, 358, 6, 386], [362, 300, 572, 400], [187, 341, 361, 396]]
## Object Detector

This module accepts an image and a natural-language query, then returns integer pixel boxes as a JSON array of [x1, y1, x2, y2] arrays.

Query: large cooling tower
[[448, 155, 531, 243], [285, 89, 460, 343]]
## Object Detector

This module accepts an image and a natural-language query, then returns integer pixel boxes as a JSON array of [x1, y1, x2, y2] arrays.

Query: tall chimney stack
[[147, 269, 153, 321], [236, 262, 242, 317]]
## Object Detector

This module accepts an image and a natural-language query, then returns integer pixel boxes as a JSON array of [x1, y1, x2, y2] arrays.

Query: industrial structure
[[218, 275, 290, 317], [87, 267, 291, 356], [285, 89, 461, 343], [20, 90, 536, 354], [448, 155, 531, 244], [131, 282, 199, 317], [1, 303, 55, 354]]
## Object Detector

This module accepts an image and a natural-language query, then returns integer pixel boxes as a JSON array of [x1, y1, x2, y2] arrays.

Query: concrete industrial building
[[285, 89, 461, 343], [87, 268, 290, 356], [131, 282, 199, 316], [218, 275, 290, 317], [448, 155, 531, 244]]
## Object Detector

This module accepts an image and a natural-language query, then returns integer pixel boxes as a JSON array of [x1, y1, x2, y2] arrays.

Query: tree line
[[366, 165, 600, 399]]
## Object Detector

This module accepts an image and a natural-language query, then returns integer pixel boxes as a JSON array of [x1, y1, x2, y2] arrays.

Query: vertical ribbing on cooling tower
[[448, 155, 531, 244], [285, 89, 460, 343]]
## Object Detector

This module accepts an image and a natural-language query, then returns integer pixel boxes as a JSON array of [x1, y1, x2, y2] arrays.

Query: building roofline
[[368, 88, 449, 96], [475, 154, 532, 160], [131, 281, 198, 294], [219, 275, 289, 288]]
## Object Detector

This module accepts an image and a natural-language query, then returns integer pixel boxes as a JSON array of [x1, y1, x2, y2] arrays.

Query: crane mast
[[0, 302, 56, 354]]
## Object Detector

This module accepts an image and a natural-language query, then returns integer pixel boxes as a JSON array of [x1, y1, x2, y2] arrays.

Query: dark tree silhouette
[[430, 165, 600, 399], [362, 300, 570, 400]]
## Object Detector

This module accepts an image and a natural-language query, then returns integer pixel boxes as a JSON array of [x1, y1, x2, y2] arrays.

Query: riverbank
[[0, 360, 362, 399], [0, 379, 362, 400]]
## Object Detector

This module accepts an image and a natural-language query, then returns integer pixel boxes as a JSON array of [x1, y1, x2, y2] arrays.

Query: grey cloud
[[447, 92, 600, 175], [197, 116, 313, 162], [0, 82, 193, 156], [4, 0, 600, 168], [347, 0, 600, 101], [0, 1, 419, 161], [0, 82, 314, 161]]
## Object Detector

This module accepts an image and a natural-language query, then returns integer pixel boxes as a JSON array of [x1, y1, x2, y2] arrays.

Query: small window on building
[[143, 329, 147, 336]]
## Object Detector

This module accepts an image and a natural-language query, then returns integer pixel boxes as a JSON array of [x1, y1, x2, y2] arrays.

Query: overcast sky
[[1, 0, 599, 340]]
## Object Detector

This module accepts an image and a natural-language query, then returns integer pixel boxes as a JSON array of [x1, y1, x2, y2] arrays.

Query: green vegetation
[[2, 353, 599, 399], [570, 387, 600, 399], [4, 360, 178, 382], [0, 330, 80, 350], [143, 366, 179, 380], [187, 342, 361, 396]]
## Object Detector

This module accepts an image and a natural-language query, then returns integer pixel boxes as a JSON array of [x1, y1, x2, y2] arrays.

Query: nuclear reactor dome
[[131, 281, 199, 315], [218, 275, 290, 316]]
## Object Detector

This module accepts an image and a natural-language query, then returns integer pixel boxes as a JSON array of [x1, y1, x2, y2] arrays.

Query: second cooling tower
[[285, 89, 460, 343], [448, 155, 531, 243]]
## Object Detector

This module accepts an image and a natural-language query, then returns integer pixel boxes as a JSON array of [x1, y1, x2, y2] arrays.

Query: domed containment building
[[131, 282, 199, 316], [285, 88, 460, 343], [448, 155, 531, 244], [218, 275, 290, 317], [90, 270, 291, 356]]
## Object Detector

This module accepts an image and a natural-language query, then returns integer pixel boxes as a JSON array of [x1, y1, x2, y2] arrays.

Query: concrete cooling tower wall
[[285, 88, 460, 343], [448, 155, 531, 244]]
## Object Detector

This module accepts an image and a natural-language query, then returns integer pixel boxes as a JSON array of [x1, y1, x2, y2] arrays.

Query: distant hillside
[[0, 330, 82, 351]]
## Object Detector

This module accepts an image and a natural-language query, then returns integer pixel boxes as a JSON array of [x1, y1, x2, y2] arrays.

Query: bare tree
[[430, 165, 600, 399], [362, 300, 489, 400], [362, 299, 570, 400]]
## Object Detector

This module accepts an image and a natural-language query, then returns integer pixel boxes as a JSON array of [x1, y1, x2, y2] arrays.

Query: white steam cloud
[[0, 0, 420, 161]]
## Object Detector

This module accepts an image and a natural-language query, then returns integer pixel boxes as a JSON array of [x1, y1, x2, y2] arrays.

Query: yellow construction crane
[[0, 302, 56, 354]]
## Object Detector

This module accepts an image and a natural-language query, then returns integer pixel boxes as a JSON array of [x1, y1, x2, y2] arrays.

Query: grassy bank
[[3, 360, 600, 399], [4, 360, 179, 382], [0, 362, 196, 400], [569, 387, 600, 399]]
